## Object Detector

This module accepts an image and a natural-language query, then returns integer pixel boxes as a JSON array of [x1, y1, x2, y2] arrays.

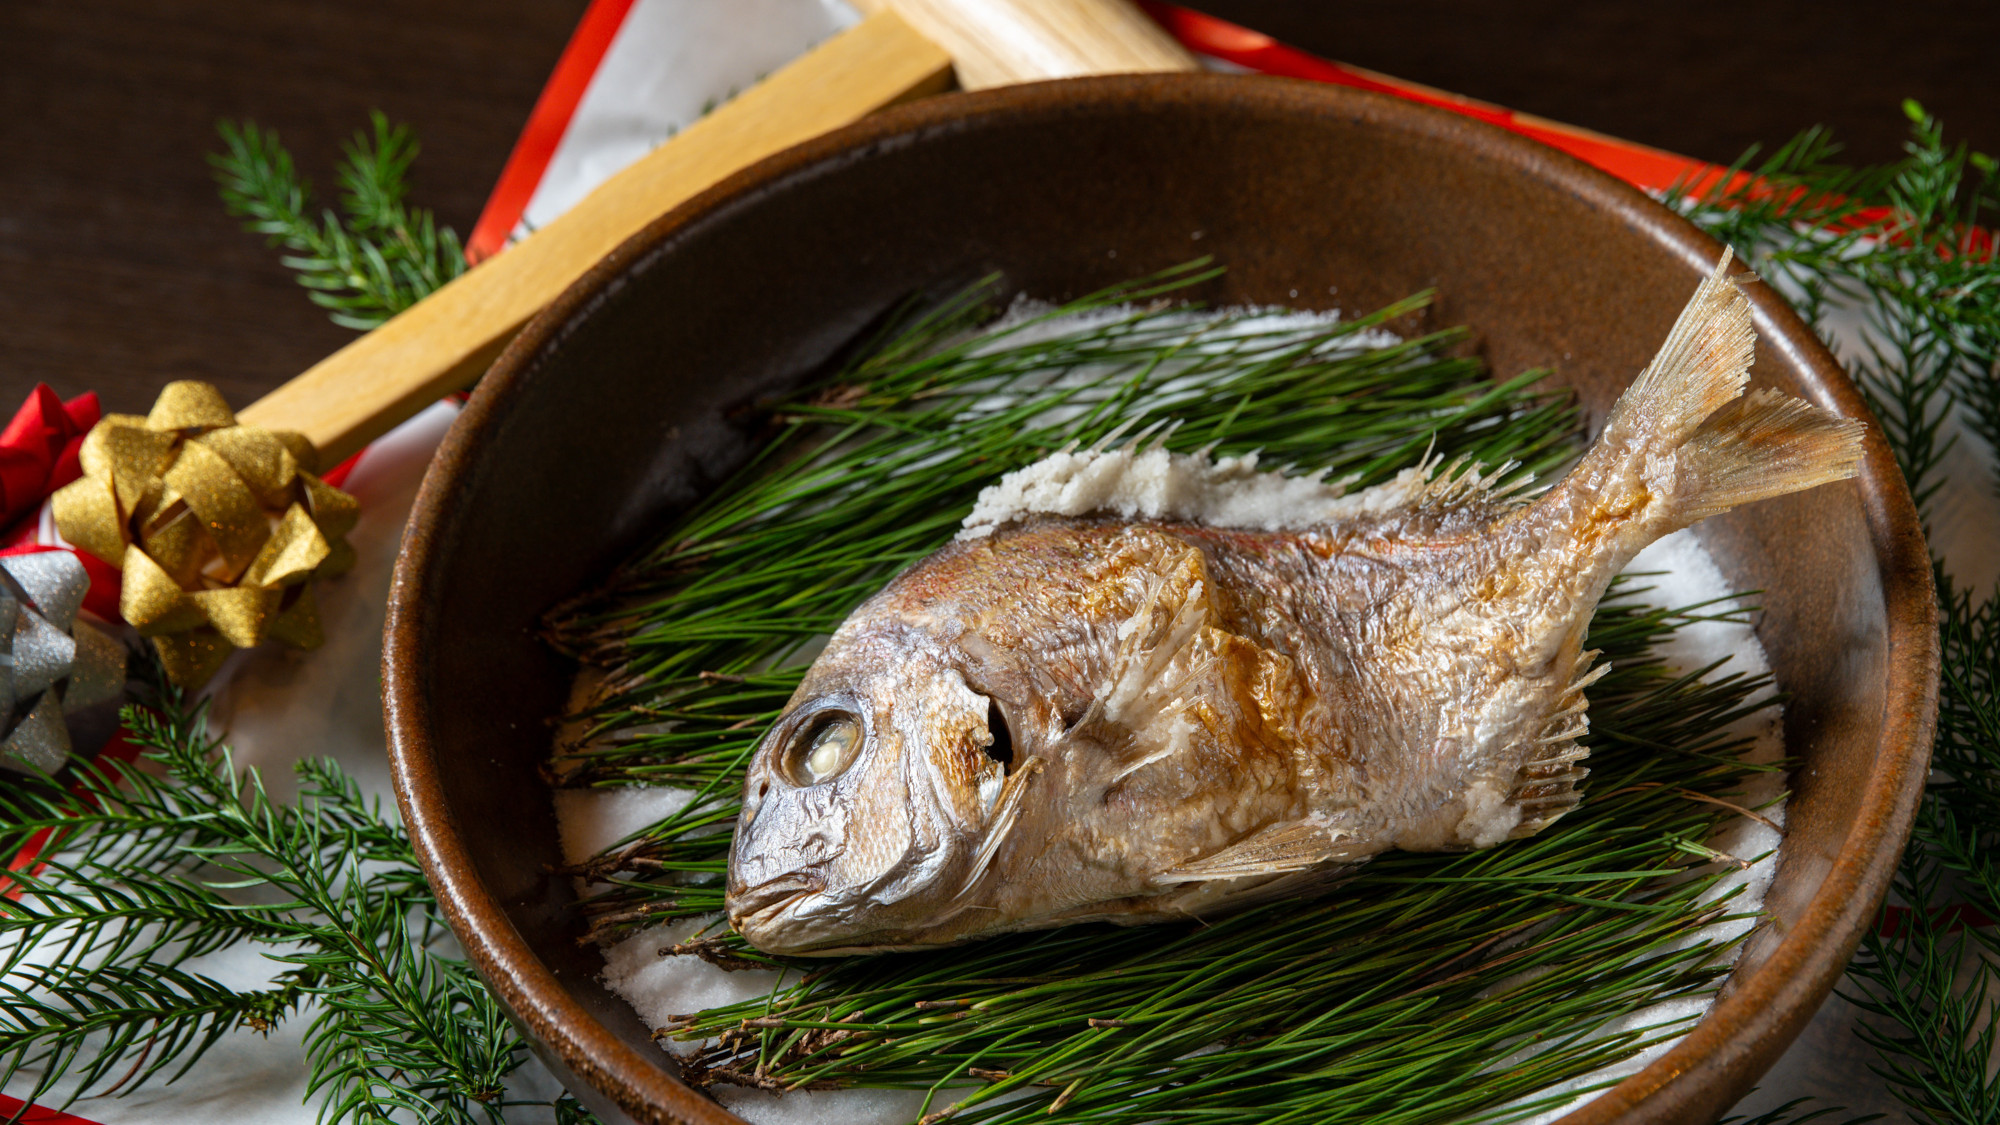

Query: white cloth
[[506, 0, 858, 250]]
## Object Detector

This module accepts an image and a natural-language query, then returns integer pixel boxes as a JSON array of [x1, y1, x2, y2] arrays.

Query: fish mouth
[[728, 872, 824, 928]]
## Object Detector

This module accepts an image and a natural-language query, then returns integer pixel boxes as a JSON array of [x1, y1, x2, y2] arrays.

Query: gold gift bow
[[51, 381, 359, 688]]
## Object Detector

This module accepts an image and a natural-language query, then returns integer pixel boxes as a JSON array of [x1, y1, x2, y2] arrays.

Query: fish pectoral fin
[[1093, 542, 1215, 730], [1070, 539, 1217, 786], [1153, 818, 1377, 885], [955, 756, 1046, 900]]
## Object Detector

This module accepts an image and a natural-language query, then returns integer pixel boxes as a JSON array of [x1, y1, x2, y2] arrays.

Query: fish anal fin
[[1502, 649, 1606, 839]]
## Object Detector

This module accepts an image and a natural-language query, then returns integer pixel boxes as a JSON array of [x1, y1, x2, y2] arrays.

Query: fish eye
[[783, 713, 863, 786]]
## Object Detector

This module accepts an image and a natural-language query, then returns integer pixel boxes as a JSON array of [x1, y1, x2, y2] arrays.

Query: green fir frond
[[1678, 102, 2000, 1125], [0, 671, 588, 1123], [210, 111, 467, 330]]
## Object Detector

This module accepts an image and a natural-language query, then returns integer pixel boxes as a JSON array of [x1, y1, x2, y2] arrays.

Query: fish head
[[727, 612, 1039, 955]]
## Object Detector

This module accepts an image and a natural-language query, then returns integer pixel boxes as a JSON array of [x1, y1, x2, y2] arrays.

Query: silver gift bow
[[0, 552, 126, 773]]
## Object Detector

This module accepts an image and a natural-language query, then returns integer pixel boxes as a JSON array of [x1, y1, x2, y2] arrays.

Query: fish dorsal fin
[[1412, 452, 1535, 510], [1153, 815, 1380, 885], [1489, 649, 1607, 843], [1340, 453, 1537, 535]]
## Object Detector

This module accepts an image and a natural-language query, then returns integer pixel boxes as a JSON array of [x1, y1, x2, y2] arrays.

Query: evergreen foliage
[[210, 112, 468, 330], [0, 671, 593, 1122], [1670, 100, 2000, 1125]]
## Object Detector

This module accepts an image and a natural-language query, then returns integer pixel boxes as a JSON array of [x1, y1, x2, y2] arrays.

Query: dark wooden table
[[4, 0, 1993, 419]]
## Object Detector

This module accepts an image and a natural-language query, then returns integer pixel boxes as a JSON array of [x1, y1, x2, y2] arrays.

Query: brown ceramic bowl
[[384, 75, 1938, 1124]]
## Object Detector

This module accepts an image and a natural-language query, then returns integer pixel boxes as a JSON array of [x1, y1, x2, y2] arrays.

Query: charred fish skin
[[727, 252, 1866, 956]]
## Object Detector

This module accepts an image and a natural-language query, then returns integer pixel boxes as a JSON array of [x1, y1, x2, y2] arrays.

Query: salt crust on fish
[[957, 441, 1511, 540]]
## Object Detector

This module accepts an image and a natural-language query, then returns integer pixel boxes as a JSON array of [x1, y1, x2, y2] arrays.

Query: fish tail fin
[[1605, 246, 1759, 454], [1456, 253, 1863, 849], [1557, 247, 1864, 543], [1674, 387, 1867, 524]]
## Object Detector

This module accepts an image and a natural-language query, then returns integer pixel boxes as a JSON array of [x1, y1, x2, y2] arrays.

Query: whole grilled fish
[[727, 253, 1863, 956]]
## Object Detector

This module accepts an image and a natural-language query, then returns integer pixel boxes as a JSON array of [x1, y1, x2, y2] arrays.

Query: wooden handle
[[240, 12, 951, 463], [851, 0, 1200, 89], [240, 1, 1196, 465]]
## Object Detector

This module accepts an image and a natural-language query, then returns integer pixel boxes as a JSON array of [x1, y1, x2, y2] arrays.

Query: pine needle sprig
[[210, 111, 467, 330], [1674, 103, 2000, 1125]]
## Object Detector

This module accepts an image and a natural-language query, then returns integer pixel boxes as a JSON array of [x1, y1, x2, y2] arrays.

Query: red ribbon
[[0, 384, 97, 535], [0, 386, 121, 621]]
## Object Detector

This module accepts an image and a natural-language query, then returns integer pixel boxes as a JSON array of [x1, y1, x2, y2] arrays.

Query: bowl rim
[[383, 72, 1939, 1125]]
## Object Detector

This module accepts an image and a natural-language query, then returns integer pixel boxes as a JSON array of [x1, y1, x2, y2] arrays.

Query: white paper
[[511, 0, 859, 248]]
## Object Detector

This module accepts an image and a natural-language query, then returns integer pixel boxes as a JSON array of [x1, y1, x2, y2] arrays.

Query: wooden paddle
[[238, 0, 1200, 466]]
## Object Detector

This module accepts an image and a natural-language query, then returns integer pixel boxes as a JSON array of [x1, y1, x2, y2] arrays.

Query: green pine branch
[[210, 111, 468, 330]]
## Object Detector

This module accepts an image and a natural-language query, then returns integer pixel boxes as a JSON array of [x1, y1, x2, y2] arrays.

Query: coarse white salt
[[959, 445, 1337, 537], [553, 786, 699, 868], [711, 1086, 939, 1125], [957, 429, 1522, 541], [600, 915, 781, 1046]]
